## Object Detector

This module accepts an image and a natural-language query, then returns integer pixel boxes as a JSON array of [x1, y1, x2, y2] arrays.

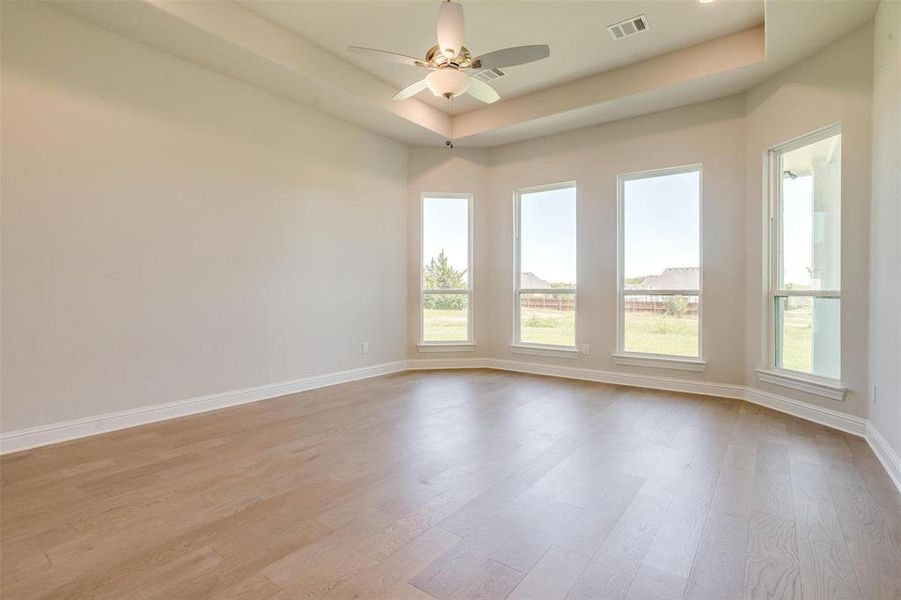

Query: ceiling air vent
[[607, 14, 649, 40], [473, 67, 506, 82]]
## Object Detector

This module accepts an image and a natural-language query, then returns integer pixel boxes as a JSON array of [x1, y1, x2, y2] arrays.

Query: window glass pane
[[423, 293, 468, 342], [775, 296, 840, 379], [623, 170, 700, 288], [622, 169, 700, 357], [778, 133, 841, 291], [519, 186, 576, 289], [519, 293, 575, 347], [423, 197, 469, 289], [623, 294, 699, 357]]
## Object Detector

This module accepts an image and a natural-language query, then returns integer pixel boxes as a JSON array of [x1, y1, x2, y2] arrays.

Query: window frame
[[512, 181, 578, 353], [615, 164, 704, 366], [419, 192, 474, 348], [764, 124, 843, 384]]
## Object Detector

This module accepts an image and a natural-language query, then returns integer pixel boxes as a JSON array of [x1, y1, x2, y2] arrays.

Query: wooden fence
[[521, 297, 699, 315], [624, 300, 699, 315]]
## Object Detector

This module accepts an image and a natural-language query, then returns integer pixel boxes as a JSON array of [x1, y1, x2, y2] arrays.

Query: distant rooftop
[[627, 267, 699, 290], [521, 272, 552, 289]]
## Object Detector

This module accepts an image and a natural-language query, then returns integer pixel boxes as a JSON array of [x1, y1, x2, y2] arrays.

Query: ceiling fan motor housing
[[425, 45, 472, 69]]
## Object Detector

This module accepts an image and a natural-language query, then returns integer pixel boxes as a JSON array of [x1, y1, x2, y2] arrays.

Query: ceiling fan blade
[[466, 77, 500, 104], [348, 46, 429, 68], [393, 79, 429, 100], [436, 0, 464, 59], [471, 45, 550, 69]]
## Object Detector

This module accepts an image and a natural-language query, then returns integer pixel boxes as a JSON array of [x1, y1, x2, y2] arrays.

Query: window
[[618, 166, 702, 360], [420, 194, 472, 345], [514, 183, 577, 349], [768, 127, 841, 380]]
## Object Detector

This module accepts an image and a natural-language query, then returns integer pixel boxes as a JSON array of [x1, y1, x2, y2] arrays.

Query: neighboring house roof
[[629, 267, 699, 290], [520, 272, 552, 289]]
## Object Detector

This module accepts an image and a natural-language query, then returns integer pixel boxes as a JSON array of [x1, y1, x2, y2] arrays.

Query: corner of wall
[[867, 0, 901, 463]]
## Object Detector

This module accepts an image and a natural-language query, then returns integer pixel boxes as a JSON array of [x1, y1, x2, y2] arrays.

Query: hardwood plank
[[507, 544, 588, 600], [829, 481, 901, 598], [385, 582, 441, 600], [319, 526, 460, 599], [566, 490, 673, 600], [447, 559, 525, 600], [641, 488, 712, 579], [791, 461, 863, 600], [409, 518, 519, 600], [752, 441, 794, 519], [217, 574, 282, 600], [624, 563, 687, 600], [743, 510, 801, 600], [708, 439, 759, 520], [683, 514, 750, 600]]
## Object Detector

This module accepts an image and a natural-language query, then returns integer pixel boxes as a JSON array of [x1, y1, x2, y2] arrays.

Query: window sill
[[417, 343, 476, 353], [509, 344, 579, 359], [755, 369, 846, 401], [613, 353, 707, 372]]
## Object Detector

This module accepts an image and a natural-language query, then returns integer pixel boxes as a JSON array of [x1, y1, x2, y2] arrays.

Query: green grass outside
[[423, 308, 468, 341], [623, 311, 699, 356], [779, 306, 813, 373], [520, 307, 576, 346], [425, 306, 814, 362]]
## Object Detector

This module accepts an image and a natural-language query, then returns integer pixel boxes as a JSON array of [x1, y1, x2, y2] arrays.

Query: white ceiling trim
[[43, 0, 878, 149], [454, 26, 765, 144], [47, 0, 452, 145]]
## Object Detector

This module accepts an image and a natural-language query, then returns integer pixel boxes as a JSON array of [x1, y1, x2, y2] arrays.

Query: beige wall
[[869, 0, 901, 455], [744, 24, 874, 418], [1, 3, 408, 432]]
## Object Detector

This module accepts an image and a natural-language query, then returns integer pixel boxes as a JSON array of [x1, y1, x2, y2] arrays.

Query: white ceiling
[[238, 0, 765, 114], [48, 0, 879, 147]]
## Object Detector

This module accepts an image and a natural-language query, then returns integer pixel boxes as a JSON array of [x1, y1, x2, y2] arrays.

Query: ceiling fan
[[348, 0, 550, 104]]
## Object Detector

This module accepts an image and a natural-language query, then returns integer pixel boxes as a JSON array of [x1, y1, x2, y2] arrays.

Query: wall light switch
[[581, 343, 590, 355], [361, 342, 369, 355]]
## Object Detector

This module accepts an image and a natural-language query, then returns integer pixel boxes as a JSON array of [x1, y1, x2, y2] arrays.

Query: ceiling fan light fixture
[[425, 68, 470, 98], [350, 0, 550, 105], [436, 0, 464, 58]]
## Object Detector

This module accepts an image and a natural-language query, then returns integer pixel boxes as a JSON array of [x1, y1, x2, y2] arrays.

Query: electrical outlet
[[361, 342, 369, 355], [581, 343, 590, 355]]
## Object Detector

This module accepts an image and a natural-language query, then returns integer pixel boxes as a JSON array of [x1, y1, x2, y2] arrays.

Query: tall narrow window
[[421, 194, 472, 344], [769, 127, 841, 379], [514, 183, 577, 349], [618, 166, 702, 359]]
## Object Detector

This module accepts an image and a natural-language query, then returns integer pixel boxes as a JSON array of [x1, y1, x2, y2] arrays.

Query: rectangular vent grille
[[607, 14, 649, 40], [473, 67, 506, 82]]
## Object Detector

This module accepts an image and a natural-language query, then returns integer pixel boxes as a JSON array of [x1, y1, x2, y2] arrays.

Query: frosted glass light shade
[[436, 1, 464, 58], [426, 68, 470, 98]]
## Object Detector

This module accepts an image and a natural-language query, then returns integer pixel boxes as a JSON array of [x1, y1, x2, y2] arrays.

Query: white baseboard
[[483, 358, 870, 435], [405, 357, 489, 370], [0, 360, 407, 455], [486, 359, 745, 400], [865, 422, 901, 493], [743, 387, 868, 436], [2, 357, 897, 496]]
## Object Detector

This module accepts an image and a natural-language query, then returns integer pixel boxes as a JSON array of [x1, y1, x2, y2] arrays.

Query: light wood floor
[[2, 370, 900, 600]]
